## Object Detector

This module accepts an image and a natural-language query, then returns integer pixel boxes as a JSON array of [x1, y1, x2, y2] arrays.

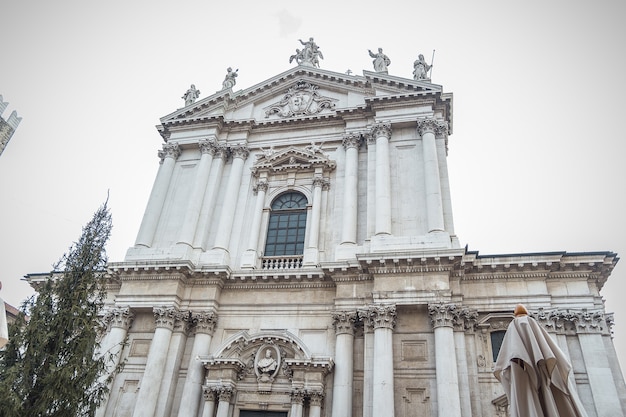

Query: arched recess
[[200, 330, 334, 415]]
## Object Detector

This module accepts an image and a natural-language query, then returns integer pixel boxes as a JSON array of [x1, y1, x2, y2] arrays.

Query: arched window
[[264, 192, 308, 257]]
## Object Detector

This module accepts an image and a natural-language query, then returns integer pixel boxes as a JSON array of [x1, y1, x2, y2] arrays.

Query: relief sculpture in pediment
[[264, 81, 337, 118]]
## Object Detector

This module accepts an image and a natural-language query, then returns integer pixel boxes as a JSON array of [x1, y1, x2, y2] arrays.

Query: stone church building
[[96, 43, 626, 417]]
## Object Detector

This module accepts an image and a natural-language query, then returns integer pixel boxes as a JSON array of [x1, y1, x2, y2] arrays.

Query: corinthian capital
[[342, 133, 362, 150], [253, 180, 269, 194], [216, 385, 234, 402], [158, 143, 181, 162], [199, 138, 217, 155], [107, 306, 134, 330], [230, 144, 250, 160], [366, 304, 397, 330], [428, 303, 457, 329], [191, 311, 218, 335], [417, 118, 448, 137], [370, 122, 392, 140], [153, 306, 179, 330], [332, 311, 357, 335]]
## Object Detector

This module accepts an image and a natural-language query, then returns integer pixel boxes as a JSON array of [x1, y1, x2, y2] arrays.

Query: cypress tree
[[0, 200, 114, 417]]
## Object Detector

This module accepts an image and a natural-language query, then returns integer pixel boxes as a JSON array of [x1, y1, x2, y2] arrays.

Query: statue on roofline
[[182, 84, 200, 106], [222, 67, 238, 90], [290, 37, 323, 68], [413, 54, 432, 81], [368, 47, 391, 73]]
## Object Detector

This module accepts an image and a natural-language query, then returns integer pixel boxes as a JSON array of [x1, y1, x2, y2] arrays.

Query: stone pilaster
[[200, 388, 216, 417], [290, 388, 306, 417], [360, 310, 375, 417], [215, 386, 234, 417]]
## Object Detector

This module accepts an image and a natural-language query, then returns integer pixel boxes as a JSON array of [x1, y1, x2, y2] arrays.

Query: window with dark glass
[[263, 192, 308, 256], [491, 330, 506, 362]]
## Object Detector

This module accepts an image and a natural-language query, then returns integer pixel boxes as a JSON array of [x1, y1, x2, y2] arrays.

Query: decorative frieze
[[158, 143, 181, 162], [332, 311, 357, 336]]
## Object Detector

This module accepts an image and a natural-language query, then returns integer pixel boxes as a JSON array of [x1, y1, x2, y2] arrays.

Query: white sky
[[1, 1, 625, 370]]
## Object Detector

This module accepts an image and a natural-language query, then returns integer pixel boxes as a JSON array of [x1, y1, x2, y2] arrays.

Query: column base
[[240, 249, 259, 269], [303, 248, 319, 266], [335, 243, 358, 261], [199, 248, 231, 266]]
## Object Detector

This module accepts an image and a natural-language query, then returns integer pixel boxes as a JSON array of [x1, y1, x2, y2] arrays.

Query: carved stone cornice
[[417, 118, 448, 138], [158, 143, 181, 162], [231, 144, 250, 160], [366, 304, 397, 330], [370, 122, 392, 140], [191, 311, 218, 335], [342, 133, 362, 150], [106, 306, 134, 330], [332, 311, 357, 336], [428, 303, 457, 329], [153, 306, 179, 330], [199, 139, 217, 155]]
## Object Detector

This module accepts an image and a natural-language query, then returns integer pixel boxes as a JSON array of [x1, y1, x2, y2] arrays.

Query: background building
[[92, 52, 625, 417]]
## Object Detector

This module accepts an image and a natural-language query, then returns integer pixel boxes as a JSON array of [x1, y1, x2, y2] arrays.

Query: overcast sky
[[1, 1, 625, 369]]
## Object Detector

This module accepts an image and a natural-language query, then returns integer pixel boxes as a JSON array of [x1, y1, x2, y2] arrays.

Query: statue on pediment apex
[[222, 67, 238, 90], [291, 37, 323, 68], [182, 84, 200, 106], [413, 54, 432, 81], [369, 47, 391, 73]]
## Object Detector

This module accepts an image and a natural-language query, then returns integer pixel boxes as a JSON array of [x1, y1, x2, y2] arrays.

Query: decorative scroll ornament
[[264, 81, 337, 118]]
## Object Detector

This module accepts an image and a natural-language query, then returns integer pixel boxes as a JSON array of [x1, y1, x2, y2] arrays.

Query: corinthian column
[[341, 133, 361, 245], [136, 143, 181, 247], [417, 119, 447, 233], [177, 312, 218, 417], [331, 311, 357, 417], [194, 144, 229, 249], [309, 391, 324, 417], [290, 389, 305, 417], [371, 123, 392, 235], [360, 310, 375, 417], [215, 386, 234, 417], [132, 306, 179, 417], [213, 144, 249, 252], [369, 304, 396, 417], [200, 388, 216, 417], [241, 179, 268, 268], [178, 139, 217, 247], [428, 303, 462, 417]]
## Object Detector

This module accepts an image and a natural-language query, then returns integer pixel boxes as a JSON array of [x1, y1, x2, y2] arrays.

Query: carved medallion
[[264, 81, 337, 118]]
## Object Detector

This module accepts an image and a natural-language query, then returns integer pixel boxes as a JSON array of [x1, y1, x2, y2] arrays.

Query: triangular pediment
[[251, 144, 336, 175], [159, 66, 445, 127]]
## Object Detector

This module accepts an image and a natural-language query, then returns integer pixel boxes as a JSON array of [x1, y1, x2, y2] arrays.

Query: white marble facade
[[97, 61, 626, 417]]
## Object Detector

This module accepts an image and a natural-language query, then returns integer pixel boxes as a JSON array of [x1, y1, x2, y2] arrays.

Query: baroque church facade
[[96, 42, 626, 417]]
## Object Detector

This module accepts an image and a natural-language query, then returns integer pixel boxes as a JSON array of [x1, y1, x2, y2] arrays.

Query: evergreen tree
[[0, 200, 114, 417]]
